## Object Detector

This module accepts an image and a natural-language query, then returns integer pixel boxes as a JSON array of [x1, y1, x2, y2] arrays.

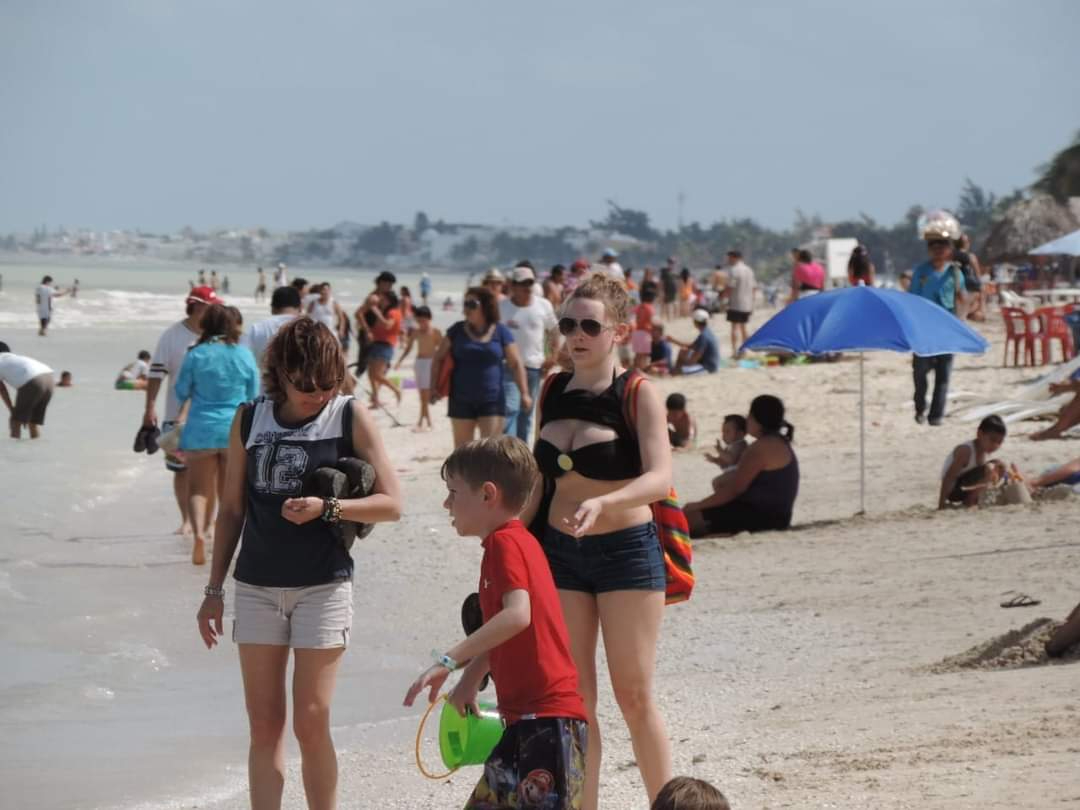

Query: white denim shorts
[[233, 580, 353, 649]]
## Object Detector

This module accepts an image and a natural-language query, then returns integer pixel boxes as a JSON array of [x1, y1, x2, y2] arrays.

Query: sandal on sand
[[1000, 593, 1041, 608]]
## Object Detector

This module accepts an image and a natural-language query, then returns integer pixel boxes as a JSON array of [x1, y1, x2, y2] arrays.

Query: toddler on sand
[[705, 414, 748, 471], [666, 393, 696, 450]]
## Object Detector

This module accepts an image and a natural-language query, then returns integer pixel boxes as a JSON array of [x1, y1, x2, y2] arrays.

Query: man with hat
[[909, 217, 967, 425], [140, 285, 221, 534], [482, 268, 507, 301], [597, 247, 625, 282], [671, 309, 721, 375], [499, 262, 559, 442]]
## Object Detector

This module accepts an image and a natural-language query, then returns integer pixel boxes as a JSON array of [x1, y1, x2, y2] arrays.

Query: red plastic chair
[[1001, 307, 1038, 366], [1037, 306, 1075, 364]]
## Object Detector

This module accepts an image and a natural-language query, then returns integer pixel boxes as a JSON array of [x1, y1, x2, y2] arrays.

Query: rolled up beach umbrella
[[740, 286, 990, 514]]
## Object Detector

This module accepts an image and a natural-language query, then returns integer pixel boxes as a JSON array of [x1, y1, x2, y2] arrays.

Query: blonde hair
[[651, 777, 730, 810], [440, 436, 538, 513], [567, 272, 631, 324]]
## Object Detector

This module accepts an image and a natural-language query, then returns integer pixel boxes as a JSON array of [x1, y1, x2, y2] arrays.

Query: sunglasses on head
[[287, 375, 340, 393], [463, 299, 480, 309], [558, 317, 608, 337]]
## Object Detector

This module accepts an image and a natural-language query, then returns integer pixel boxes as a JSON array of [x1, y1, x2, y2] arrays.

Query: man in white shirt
[[721, 249, 756, 357], [499, 263, 559, 443], [597, 248, 626, 282], [141, 285, 219, 533], [0, 342, 55, 439], [242, 286, 302, 386], [35, 275, 68, 336]]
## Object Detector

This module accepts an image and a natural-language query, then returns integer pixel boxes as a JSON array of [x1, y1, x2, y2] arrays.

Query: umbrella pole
[[859, 352, 866, 515]]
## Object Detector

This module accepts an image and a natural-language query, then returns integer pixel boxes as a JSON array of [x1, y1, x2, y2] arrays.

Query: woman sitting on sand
[[524, 273, 673, 808], [683, 395, 799, 537], [175, 304, 259, 565], [196, 317, 401, 810], [429, 285, 531, 448]]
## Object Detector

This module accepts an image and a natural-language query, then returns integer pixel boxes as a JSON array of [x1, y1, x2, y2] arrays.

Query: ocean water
[[0, 257, 468, 809]]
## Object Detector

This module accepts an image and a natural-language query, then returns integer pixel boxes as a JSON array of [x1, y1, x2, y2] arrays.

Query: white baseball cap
[[692, 309, 709, 323]]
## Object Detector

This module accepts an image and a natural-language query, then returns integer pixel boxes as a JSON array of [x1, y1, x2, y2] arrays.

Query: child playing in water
[[666, 393, 696, 450], [403, 437, 587, 809], [116, 350, 152, 390], [939, 415, 1007, 508], [705, 414, 748, 471], [394, 305, 442, 431]]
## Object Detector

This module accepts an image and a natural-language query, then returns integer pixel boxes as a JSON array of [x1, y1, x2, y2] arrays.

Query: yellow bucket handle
[[414, 694, 459, 781]]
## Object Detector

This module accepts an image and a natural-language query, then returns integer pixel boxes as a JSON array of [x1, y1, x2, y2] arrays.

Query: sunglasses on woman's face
[[287, 376, 340, 393], [558, 317, 608, 337], [928, 240, 950, 249], [463, 299, 480, 310]]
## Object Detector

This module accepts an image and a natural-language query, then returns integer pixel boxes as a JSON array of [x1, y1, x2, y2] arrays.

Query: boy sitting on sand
[[939, 415, 1007, 508], [666, 393, 696, 450], [394, 305, 442, 432], [403, 436, 588, 809], [705, 414, 748, 471]]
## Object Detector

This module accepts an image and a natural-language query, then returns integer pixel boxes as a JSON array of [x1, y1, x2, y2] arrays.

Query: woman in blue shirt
[[176, 304, 259, 564], [429, 286, 530, 448]]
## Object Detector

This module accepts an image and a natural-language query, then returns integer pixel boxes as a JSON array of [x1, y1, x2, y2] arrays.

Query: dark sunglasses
[[558, 317, 608, 337], [287, 375, 340, 393], [927, 239, 950, 249], [463, 299, 480, 309]]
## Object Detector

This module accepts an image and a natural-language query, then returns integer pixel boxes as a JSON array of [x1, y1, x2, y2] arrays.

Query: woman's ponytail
[[749, 394, 793, 441]]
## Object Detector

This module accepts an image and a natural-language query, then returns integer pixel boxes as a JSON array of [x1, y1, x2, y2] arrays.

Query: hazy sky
[[2, 0, 1078, 233]]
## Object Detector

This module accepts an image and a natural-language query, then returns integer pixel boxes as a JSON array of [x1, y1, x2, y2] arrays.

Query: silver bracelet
[[204, 585, 225, 598]]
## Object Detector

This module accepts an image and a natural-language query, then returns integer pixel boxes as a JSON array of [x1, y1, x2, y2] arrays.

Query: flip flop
[[1000, 593, 1041, 608], [144, 426, 161, 455]]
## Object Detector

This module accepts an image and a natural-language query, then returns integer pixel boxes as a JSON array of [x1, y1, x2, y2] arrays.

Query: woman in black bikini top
[[524, 273, 673, 808]]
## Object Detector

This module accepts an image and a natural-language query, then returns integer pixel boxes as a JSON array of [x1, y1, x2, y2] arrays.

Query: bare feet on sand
[[175, 523, 192, 536], [192, 538, 206, 565]]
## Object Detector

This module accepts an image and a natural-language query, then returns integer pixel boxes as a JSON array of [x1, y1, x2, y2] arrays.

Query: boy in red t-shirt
[[404, 436, 588, 809]]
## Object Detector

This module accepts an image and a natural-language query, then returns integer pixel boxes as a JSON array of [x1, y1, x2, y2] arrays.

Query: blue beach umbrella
[[1030, 227, 1080, 256], [741, 286, 990, 513]]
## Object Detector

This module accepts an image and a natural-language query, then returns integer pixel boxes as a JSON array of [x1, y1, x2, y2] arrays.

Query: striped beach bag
[[621, 371, 695, 605]]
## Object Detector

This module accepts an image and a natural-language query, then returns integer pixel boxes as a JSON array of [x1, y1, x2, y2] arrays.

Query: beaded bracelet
[[321, 497, 341, 524]]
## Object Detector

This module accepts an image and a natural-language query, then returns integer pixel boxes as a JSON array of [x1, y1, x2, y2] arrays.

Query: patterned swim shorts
[[464, 717, 587, 810]]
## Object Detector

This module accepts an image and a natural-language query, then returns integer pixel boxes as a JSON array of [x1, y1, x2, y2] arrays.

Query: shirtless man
[[394, 305, 442, 431]]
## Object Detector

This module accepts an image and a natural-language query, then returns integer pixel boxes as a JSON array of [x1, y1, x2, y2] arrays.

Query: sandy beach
[[3, 268, 1078, 809]]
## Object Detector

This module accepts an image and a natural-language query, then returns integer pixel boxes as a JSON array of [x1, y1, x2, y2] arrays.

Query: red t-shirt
[[480, 520, 586, 724], [370, 308, 402, 346], [634, 301, 655, 331]]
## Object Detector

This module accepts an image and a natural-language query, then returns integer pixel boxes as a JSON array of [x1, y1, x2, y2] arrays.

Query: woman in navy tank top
[[196, 318, 402, 809]]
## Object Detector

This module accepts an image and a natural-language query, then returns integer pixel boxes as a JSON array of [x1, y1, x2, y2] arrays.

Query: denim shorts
[[368, 341, 394, 365], [448, 396, 505, 420], [541, 522, 665, 594]]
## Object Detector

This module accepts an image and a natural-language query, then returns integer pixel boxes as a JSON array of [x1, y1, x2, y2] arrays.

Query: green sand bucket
[[438, 700, 504, 769]]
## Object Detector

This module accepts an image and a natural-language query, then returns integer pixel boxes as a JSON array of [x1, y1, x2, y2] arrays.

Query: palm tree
[[1033, 130, 1080, 203]]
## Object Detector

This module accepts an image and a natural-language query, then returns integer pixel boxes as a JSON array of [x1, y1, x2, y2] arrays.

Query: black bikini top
[[534, 371, 643, 481]]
